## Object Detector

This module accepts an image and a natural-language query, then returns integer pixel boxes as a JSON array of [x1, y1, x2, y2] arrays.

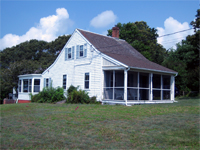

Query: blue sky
[[0, 0, 199, 50]]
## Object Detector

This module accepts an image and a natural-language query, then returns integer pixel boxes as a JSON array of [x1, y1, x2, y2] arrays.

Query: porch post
[[32, 78, 34, 93], [124, 69, 128, 105], [170, 75, 175, 101], [150, 73, 153, 101]]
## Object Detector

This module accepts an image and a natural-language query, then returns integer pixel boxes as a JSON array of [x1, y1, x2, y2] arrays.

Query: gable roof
[[77, 29, 177, 74]]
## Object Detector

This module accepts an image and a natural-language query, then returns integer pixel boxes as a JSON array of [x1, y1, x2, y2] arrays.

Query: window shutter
[[84, 43, 87, 57], [76, 45, 80, 59], [44, 78, 46, 88], [65, 48, 68, 61], [49, 78, 52, 87], [72, 46, 74, 59]]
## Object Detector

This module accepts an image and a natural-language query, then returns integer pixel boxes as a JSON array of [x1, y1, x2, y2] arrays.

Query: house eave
[[129, 66, 178, 75], [18, 74, 42, 78]]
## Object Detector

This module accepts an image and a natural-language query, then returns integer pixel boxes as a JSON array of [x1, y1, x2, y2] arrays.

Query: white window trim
[[63, 74, 67, 90], [76, 43, 87, 59], [84, 72, 90, 90]]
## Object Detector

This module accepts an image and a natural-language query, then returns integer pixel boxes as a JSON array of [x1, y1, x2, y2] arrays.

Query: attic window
[[65, 47, 74, 61], [68, 48, 72, 59], [80, 45, 83, 57], [76, 44, 87, 59]]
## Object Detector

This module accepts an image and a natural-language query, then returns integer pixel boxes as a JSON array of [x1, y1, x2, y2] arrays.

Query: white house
[[18, 27, 178, 105]]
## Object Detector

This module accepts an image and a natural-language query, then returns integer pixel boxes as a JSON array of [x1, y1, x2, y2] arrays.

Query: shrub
[[30, 86, 65, 103], [67, 85, 79, 96], [66, 89, 90, 104], [66, 86, 101, 104]]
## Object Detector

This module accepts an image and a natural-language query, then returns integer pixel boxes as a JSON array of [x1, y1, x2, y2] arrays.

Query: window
[[44, 78, 51, 88], [63, 75, 67, 89], [65, 47, 74, 60], [34, 79, 40, 92], [80, 45, 83, 57], [76, 44, 87, 59], [46, 78, 49, 87], [18, 80, 21, 92], [85, 73, 89, 89], [68, 48, 71, 59], [23, 79, 28, 92]]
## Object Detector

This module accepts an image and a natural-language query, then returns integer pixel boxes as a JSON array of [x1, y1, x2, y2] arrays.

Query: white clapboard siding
[[42, 29, 102, 100]]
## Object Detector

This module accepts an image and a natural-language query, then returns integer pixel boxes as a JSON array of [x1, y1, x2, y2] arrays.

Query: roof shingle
[[78, 29, 177, 74]]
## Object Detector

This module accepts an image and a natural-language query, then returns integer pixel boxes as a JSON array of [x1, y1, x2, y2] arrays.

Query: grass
[[1, 98, 199, 149]]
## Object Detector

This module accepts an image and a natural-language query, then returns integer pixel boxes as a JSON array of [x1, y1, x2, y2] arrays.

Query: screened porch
[[103, 70, 175, 102]]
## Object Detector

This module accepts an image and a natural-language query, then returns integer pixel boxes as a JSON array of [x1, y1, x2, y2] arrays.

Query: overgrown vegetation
[[31, 86, 65, 103], [1, 98, 199, 149], [0, 35, 71, 102], [66, 85, 99, 104]]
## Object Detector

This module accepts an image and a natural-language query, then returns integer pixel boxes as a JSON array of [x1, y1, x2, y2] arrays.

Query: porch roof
[[18, 74, 42, 78], [78, 29, 177, 74]]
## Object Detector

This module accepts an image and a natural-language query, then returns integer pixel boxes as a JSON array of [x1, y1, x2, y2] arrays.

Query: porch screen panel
[[153, 74, 161, 89], [104, 71, 114, 100], [139, 89, 149, 100], [104, 71, 113, 87], [104, 88, 113, 99], [163, 75, 170, 89], [114, 88, 124, 100], [114, 71, 124, 100], [153, 90, 161, 100], [34, 79, 40, 92], [115, 71, 124, 87], [162, 75, 171, 100], [139, 73, 149, 88], [128, 71, 137, 87], [163, 91, 170, 100], [127, 88, 138, 100]]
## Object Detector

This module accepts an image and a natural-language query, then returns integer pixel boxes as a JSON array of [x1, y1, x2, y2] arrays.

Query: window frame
[[84, 73, 90, 89], [63, 75, 67, 90], [68, 48, 72, 59], [34, 79, 40, 93], [79, 45, 84, 57]]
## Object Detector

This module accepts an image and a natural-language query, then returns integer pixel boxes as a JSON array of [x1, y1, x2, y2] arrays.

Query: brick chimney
[[112, 26, 119, 38]]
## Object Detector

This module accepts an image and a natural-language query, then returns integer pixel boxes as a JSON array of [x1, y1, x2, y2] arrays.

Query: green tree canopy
[[0, 34, 71, 101], [162, 9, 199, 94]]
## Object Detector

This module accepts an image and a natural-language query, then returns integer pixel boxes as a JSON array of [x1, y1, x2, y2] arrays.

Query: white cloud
[[0, 8, 73, 50], [157, 17, 194, 50], [90, 10, 117, 28]]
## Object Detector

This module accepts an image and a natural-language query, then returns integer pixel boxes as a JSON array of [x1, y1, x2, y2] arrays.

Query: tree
[[162, 9, 200, 94], [107, 22, 166, 64], [162, 40, 196, 94], [0, 35, 71, 101]]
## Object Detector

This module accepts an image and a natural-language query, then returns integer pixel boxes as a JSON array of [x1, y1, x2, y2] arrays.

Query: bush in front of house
[[66, 85, 101, 104], [66, 89, 90, 104], [31, 86, 65, 103]]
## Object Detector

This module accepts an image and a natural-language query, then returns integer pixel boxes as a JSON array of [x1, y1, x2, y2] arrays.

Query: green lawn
[[1, 98, 199, 149]]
